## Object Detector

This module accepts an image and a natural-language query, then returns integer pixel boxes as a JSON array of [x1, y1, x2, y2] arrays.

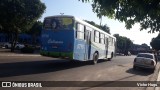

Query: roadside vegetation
[[0, 0, 46, 52]]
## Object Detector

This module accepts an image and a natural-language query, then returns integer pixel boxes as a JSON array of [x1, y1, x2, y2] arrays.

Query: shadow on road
[[126, 68, 153, 76], [0, 59, 108, 78]]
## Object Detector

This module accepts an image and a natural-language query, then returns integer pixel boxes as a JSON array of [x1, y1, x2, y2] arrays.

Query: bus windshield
[[43, 17, 73, 30]]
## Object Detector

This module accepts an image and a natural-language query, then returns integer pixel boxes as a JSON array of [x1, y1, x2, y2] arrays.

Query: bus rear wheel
[[108, 52, 113, 61], [93, 53, 99, 64]]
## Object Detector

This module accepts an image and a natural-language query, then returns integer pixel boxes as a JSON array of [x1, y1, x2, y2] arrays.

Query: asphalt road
[[0, 54, 159, 90]]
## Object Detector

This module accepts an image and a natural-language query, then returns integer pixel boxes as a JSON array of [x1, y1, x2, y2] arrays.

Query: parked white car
[[133, 53, 157, 72], [4, 42, 25, 49]]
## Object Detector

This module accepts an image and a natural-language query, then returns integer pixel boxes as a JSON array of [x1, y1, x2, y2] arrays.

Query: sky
[[40, 0, 159, 46]]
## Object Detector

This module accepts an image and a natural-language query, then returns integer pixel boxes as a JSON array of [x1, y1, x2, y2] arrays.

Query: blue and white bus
[[41, 15, 116, 64]]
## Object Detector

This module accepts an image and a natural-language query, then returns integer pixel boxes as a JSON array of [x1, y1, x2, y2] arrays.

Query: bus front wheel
[[93, 53, 99, 64]]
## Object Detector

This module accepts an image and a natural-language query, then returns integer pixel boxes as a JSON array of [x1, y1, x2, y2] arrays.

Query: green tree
[[114, 34, 133, 53], [150, 33, 160, 51], [80, 0, 160, 33], [85, 20, 110, 34], [100, 24, 110, 34], [26, 21, 42, 45], [0, 0, 46, 51]]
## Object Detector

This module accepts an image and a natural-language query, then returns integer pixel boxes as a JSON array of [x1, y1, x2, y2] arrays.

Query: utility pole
[[100, 16, 102, 26]]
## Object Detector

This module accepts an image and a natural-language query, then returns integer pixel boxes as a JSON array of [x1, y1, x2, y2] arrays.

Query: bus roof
[[74, 17, 115, 39], [44, 15, 74, 19], [44, 15, 116, 39]]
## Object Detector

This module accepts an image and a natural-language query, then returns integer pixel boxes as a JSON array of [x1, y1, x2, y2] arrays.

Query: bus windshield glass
[[43, 17, 73, 30]]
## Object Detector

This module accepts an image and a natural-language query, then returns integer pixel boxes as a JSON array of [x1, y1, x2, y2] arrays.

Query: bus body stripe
[[40, 51, 73, 59]]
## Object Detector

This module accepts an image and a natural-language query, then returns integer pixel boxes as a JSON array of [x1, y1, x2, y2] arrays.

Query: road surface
[[0, 54, 159, 90]]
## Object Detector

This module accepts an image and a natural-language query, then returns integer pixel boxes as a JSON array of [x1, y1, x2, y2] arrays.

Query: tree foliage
[[85, 20, 110, 34], [150, 33, 160, 51], [26, 21, 42, 45], [114, 34, 133, 53], [0, 0, 46, 51], [80, 0, 160, 33], [27, 21, 42, 36]]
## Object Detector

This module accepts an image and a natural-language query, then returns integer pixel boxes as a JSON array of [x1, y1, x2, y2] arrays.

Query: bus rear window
[[43, 17, 73, 30]]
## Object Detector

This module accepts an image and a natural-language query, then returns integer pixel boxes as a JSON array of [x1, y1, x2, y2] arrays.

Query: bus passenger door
[[85, 30, 91, 60], [105, 38, 109, 58]]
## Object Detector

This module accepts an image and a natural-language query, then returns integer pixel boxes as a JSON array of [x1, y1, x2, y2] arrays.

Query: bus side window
[[75, 22, 78, 30], [76, 23, 84, 40], [108, 37, 111, 46], [85, 26, 92, 40], [100, 33, 105, 44], [94, 30, 99, 43], [91, 29, 94, 42], [104, 35, 108, 44], [112, 39, 114, 46], [110, 38, 112, 46], [106, 38, 108, 45], [112, 38, 114, 46], [110, 38, 113, 46]]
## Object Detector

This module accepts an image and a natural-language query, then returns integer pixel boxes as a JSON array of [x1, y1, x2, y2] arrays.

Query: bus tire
[[93, 52, 99, 64], [108, 52, 113, 61]]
